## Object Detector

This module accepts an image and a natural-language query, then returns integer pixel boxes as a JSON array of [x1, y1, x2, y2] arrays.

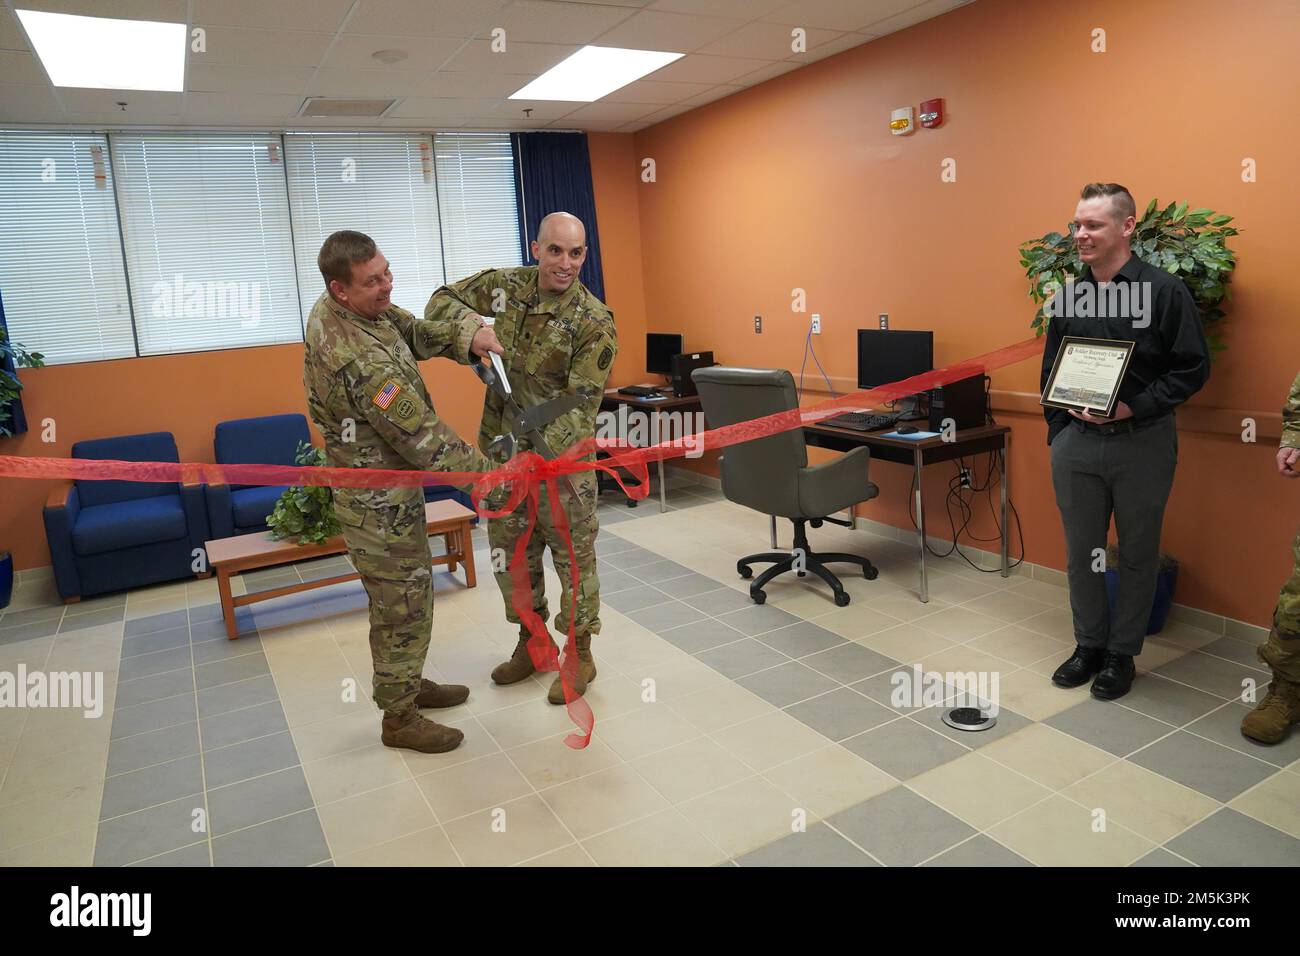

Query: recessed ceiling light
[[509, 45, 683, 102], [371, 48, 408, 65], [16, 9, 186, 92]]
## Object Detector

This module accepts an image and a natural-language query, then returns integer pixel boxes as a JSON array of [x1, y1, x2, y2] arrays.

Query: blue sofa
[[43, 431, 210, 602], [205, 413, 312, 538]]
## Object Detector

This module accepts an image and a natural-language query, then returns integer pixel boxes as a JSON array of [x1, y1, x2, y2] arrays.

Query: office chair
[[692, 367, 879, 607]]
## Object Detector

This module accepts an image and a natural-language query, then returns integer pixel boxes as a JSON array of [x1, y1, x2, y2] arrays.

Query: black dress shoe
[[1091, 652, 1136, 700], [1051, 645, 1105, 688]]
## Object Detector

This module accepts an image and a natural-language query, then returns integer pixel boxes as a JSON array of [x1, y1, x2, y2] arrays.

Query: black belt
[[1072, 412, 1171, 436]]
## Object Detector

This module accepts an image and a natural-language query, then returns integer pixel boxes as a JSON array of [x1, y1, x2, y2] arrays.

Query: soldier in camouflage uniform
[[1242, 370, 1300, 743], [424, 212, 617, 705], [303, 230, 497, 754]]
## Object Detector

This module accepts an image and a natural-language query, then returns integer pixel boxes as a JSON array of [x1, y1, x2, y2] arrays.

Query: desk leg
[[219, 569, 237, 640], [770, 515, 778, 549], [656, 408, 667, 513], [1000, 433, 1010, 577], [914, 446, 928, 603], [462, 521, 477, 588]]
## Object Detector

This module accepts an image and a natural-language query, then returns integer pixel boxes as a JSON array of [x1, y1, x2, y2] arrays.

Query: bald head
[[532, 211, 588, 294]]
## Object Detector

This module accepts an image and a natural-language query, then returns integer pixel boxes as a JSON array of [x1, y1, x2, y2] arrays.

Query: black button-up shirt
[[1040, 252, 1211, 444]]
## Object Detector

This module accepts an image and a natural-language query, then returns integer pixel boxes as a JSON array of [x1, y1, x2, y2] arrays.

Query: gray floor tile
[[195, 652, 271, 690], [841, 717, 968, 779], [1165, 808, 1300, 867], [828, 787, 974, 867], [0, 618, 61, 643], [799, 640, 897, 682], [1128, 731, 1276, 801], [202, 731, 300, 789], [94, 796, 207, 866], [596, 569, 640, 595], [1199, 635, 1266, 669], [1046, 698, 1176, 757], [636, 600, 709, 634], [123, 609, 190, 638], [100, 754, 204, 820], [753, 621, 847, 659], [189, 613, 255, 643], [1152, 651, 1267, 700], [1, 605, 64, 628], [1117, 673, 1228, 727], [114, 667, 196, 709], [127, 841, 212, 866], [659, 617, 746, 655], [207, 766, 314, 836], [717, 604, 801, 637], [59, 606, 125, 632], [121, 626, 191, 659], [683, 587, 754, 615], [913, 703, 1032, 750], [1185, 701, 1300, 767], [197, 675, 279, 719], [191, 633, 265, 666], [111, 693, 198, 740], [656, 574, 730, 600], [107, 721, 200, 776], [852, 669, 961, 715], [200, 700, 289, 751], [735, 823, 878, 867], [212, 808, 330, 867], [604, 585, 673, 613], [785, 687, 897, 741], [601, 548, 662, 571], [117, 645, 192, 681], [737, 661, 840, 708], [188, 603, 225, 624], [923, 835, 1032, 866], [594, 535, 638, 557], [630, 559, 694, 584], [1132, 848, 1194, 867], [67, 593, 127, 612], [696, 638, 790, 679]]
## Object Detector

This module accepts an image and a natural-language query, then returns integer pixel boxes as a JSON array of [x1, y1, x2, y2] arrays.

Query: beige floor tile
[[399, 717, 503, 775], [917, 571, 999, 605], [0, 736, 109, 808], [988, 794, 1155, 866], [0, 635, 55, 672], [1004, 578, 1070, 607], [280, 681, 375, 728], [1134, 640, 1191, 673], [852, 623, 956, 665], [517, 843, 595, 866], [666, 681, 775, 734], [763, 745, 895, 817], [631, 736, 752, 804], [908, 645, 1017, 695], [541, 764, 671, 840], [626, 654, 728, 703], [856, 587, 953, 624], [576, 670, 651, 720], [334, 825, 461, 866], [304, 743, 412, 806], [969, 624, 1071, 667], [0, 823, 97, 866], [909, 751, 1053, 830], [992, 668, 1091, 721], [290, 709, 379, 763], [594, 704, 700, 761], [443, 793, 573, 867], [583, 808, 727, 866], [762, 582, 842, 620], [816, 604, 905, 640], [678, 776, 802, 857], [1063, 760, 1220, 844], [505, 732, 622, 790], [417, 752, 533, 822], [1018, 607, 1076, 643], [913, 606, 1006, 643], [1230, 771, 1300, 839], [0, 779, 104, 853], [962, 589, 1055, 625], [460, 675, 553, 717], [1149, 621, 1222, 651], [476, 697, 589, 751], [710, 710, 829, 772], [316, 779, 438, 859], [979, 723, 1115, 790]]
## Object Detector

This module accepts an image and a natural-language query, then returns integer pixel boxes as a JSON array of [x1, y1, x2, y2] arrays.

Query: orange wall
[[0, 135, 648, 574], [628, 0, 1300, 626]]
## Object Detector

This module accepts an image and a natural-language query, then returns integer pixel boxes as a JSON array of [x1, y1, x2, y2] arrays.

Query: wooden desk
[[803, 422, 1012, 602], [205, 499, 477, 639], [600, 388, 705, 512]]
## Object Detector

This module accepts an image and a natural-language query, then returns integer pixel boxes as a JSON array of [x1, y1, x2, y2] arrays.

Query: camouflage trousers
[[337, 487, 433, 713], [1265, 524, 1300, 681], [489, 473, 601, 640]]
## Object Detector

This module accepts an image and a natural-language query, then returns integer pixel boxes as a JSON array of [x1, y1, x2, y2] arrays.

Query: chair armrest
[[798, 445, 877, 517], [204, 482, 234, 541], [42, 482, 81, 600]]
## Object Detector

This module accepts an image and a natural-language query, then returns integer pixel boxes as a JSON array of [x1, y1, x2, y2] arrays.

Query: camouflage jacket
[[423, 266, 617, 474], [302, 291, 491, 523], [1284, 371, 1300, 451]]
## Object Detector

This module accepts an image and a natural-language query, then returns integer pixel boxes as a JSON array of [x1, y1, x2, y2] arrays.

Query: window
[[0, 130, 134, 365], [111, 131, 302, 356], [284, 132, 446, 320], [435, 132, 523, 283]]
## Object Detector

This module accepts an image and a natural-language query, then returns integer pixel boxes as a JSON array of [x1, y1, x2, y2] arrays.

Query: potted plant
[[1, 306, 43, 610], [265, 441, 342, 545]]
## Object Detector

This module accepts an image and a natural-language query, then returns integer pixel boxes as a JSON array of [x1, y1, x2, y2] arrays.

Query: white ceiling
[[0, 0, 974, 132]]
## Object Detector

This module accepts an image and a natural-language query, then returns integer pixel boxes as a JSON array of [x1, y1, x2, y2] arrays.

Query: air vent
[[299, 98, 397, 117]]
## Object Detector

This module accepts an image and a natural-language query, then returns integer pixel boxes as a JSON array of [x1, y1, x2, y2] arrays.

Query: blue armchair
[[205, 414, 312, 538], [43, 431, 210, 602]]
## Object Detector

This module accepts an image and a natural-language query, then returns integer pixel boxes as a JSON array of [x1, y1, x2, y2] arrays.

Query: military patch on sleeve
[[395, 397, 416, 419], [597, 346, 614, 370], [372, 379, 401, 410]]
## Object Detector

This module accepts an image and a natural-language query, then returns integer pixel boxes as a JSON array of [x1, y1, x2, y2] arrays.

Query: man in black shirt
[[1041, 182, 1211, 700]]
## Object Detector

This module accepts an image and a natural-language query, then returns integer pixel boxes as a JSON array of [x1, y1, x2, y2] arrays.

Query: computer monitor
[[856, 329, 934, 389], [647, 333, 683, 375]]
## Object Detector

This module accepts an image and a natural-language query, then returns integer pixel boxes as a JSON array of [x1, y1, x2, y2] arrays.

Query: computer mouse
[[897, 425, 919, 435]]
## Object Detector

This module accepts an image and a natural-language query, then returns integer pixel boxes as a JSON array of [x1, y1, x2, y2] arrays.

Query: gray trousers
[[1049, 413, 1178, 656]]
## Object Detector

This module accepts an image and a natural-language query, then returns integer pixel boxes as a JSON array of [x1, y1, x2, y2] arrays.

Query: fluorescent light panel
[[510, 45, 683, 102], [16, 9, 186, 92]]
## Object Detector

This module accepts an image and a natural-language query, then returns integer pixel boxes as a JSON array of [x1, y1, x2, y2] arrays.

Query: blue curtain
[[510, 132, 607, 303], [0, 289, 28, 438]]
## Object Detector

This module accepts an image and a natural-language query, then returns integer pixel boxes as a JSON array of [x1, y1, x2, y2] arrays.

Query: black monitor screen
[[857, 330, 934, 389], [647, 333, 683, 374]]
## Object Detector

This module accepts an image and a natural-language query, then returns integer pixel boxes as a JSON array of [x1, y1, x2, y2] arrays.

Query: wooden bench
[[205, 499, 477, 640]]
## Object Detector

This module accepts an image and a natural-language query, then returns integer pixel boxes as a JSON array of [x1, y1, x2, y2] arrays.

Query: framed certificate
[[1040, 336, 1135, 418]]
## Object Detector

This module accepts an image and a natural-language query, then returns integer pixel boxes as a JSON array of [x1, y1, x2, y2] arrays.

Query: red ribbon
[[0, 335, 1044, 748]]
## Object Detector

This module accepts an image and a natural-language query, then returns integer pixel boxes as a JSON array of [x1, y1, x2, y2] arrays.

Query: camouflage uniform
[[424, 267, 616, 650], [1274, 371, 1300, 642], [303, 291, 492, 714]]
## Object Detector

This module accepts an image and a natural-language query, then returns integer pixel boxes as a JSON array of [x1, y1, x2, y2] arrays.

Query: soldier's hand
[[1278, 446, 1300, 478], [470, 326, 505, 358]]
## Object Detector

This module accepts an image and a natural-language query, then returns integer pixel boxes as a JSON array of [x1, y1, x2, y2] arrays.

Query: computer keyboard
[[617, 385, 663, 397], [821, 411, 903, 431]]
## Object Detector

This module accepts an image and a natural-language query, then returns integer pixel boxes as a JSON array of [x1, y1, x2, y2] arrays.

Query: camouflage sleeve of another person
[[1282, 371, 1300, 450], [544, 315, 618, 456], [421, 268, 506, 365], [383, 304, 474, 365], [345, 354, 493, 486]]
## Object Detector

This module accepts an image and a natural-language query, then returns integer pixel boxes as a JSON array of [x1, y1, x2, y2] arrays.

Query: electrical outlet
[[958, 467, 972, 488], [878, 313, 889, 329], [811, 313, 821, 334], [754, 314, 762, 334]]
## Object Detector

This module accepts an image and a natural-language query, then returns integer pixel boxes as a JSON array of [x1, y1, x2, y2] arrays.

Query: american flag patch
[[372, 380, 401, 410]]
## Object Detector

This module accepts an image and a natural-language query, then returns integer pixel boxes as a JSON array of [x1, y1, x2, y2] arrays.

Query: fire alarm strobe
[[919, 98, 944, 128], [889, 106, 914, 135]]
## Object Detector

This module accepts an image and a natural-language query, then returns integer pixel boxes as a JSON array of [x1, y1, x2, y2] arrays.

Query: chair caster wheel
[[864, 567, 878, 580], [834, 591, 850, 607], [738, 565, 753, 579], [797, 570, 806, 577], [626, 500, 637, 508], [750, 588, 766, 605]]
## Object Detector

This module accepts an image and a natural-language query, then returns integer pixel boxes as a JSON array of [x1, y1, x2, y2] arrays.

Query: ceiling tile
[[306, 69, 430, 98], [343, 0, 510, 39], [413, 72, 538, 98], [556, 118, 628, 131], [0, 50, 49, 86], [559, 100, 662, 122], [697, 19, 841, 59], [18, 0, 187, 21], [461, 116, 555, 130], [629, 101, 695, 127], [645, 53, 770, 84], [58, 88, 183, 116], [0, 82, 64, 121], [495, 0, 639, 45], [320, 34, 465, 72], [591, 9, 745, 52], [181, 91, 304, 119], [0, 8, 29, 51], [864, 0, 971, 36], [192, 27, 335, 69], [192, 0, 354, 31], [600, 78, 717, 104], [647, 0, 788, 18], [483, 98, 583, 121], [761, 0, 918, 31], [438, 38, 580, 73], [380, 116, 466, 129], [731, 59, 801, 86], [676, 83, 742, 108], [387, 96, 502, 119], [188, 64, 314, 95], [786, 31, 875, 64]]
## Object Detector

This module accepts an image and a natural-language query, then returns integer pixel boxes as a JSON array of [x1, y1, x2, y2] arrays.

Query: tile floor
[[1, 474, 1298, 866]]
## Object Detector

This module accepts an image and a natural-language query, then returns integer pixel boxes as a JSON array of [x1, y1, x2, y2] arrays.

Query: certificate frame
[[1039, 336, 1135, 419]]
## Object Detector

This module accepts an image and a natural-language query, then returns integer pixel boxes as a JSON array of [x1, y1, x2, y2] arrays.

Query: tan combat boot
[[1241, 627, 1300, 744], [491, 632, 554, 685], [414, 678, 469, 709], [381, 706, 463, 753], [548, 634, 597, 705]]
